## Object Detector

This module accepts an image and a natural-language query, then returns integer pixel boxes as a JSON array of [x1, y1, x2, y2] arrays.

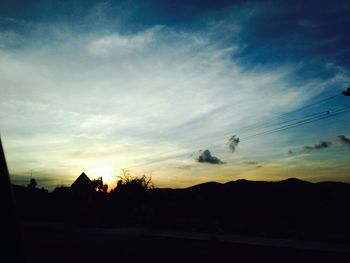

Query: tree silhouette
[[27, 178, 37, 189], [114, 169, 154, 191], [92, 177, 108, 192]]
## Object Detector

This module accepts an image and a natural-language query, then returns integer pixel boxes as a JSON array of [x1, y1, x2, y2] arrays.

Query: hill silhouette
[[11, 177, 350, 243]]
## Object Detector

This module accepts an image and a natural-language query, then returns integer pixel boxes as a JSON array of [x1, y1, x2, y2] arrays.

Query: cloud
[[176, 164, 193, 170], [1, 15, 349, 188], [337, 135, 350, 145], [244, 161, 258, 165], [290, 135, 349, 155], [87, 26, 161, 57], [0, 31, 23, 48], [228, 135, 240, 152], [243, 161, 263, 168], [302, 141, 332, 152], [243, 160, 262, 168], [297, 19, 319, 29], [197, 150, 224, 164]]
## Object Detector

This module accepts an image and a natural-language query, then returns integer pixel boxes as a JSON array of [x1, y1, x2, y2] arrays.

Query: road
[[20, 222, 350, 263]]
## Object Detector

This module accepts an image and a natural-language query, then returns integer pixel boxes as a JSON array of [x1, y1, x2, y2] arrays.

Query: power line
[[278, 94, 340, 117], [231, 93, 340, 135], [213, 109, 333, 144], [240, 110, 331, 139], [241, 107, 350, 141], [127, 91, 348, 168], [230, 110, 331, 137], [128, 107, 350, 169]]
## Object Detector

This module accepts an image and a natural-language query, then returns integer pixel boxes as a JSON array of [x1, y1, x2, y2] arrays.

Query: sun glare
[[90, 166, 115, 186]]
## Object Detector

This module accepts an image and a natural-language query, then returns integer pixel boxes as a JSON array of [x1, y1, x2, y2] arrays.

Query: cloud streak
[[290, 135, 350, 155], [1, 9, 349, 188], [244, 161, 259, 165], [302, 141, 332, 152]]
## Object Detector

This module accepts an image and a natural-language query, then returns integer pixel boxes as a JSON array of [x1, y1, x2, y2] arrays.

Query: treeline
[[12, 177, 350, 243]]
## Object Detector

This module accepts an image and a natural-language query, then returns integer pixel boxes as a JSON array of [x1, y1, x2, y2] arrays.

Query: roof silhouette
[[71, 172, 93, 192]]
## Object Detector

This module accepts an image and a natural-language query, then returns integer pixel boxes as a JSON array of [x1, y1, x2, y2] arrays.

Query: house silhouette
[[71, 172, 93, 192]]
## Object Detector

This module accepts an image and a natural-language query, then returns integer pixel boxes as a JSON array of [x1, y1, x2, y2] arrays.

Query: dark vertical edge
[[0, 137, 25, 262]]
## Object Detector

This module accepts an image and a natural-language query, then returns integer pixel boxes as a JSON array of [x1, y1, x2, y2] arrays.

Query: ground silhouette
[[12, 175, 350, 243]]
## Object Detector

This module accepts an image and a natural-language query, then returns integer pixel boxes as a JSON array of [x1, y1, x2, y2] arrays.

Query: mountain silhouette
[[10, 177, 350, 244]]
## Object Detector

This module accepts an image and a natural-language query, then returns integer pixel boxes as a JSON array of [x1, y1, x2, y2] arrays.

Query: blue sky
[[0, 0, 349, 190]]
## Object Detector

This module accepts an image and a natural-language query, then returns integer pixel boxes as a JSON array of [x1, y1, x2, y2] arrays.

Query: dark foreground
[[21, 222, 350, 263], [13, 178, 350, 243]]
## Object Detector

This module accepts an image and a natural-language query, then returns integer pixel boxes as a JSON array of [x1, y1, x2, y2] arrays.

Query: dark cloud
[[290, 135, 348, 155], [228, 135, 240, 153], [197, 149, 224, 164], [302, 141, 332, 152], [337, 135, 350, 145]]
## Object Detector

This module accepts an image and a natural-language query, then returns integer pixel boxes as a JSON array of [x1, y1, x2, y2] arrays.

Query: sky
[[0, 0, 350, 190]]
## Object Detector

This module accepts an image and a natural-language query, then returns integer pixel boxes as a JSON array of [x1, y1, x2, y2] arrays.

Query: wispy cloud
[[0, 30, 23, 48], [244, 161, 259, 165], [87, 26, 161, 56], [1, 9, 349, 188]]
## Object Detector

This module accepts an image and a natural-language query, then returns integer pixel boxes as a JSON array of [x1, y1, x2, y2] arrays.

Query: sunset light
[[1, 1, 350, 262]]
